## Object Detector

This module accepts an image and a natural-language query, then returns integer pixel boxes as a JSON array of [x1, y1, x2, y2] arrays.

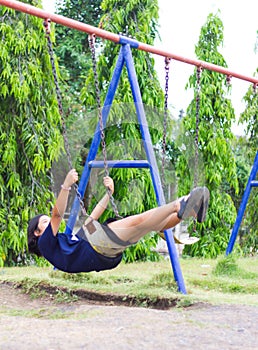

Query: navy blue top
[[38, 224, 122, 273]]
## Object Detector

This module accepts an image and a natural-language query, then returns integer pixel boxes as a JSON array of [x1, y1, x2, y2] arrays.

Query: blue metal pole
[[65, 48, 125, 234], [226, 151, 258, 255], [89, 160, 150, 168], [122, 44, 187, 294]]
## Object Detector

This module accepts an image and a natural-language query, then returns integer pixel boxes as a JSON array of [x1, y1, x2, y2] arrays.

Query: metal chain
[[192, 66, 202, 233], [194, 66, 202, 188], [88, 34, 122, 218], [162, 57, 170, 189], [43, 19, 88, 217], [88, 35, 108, 176], [226, 75, 232, 86]]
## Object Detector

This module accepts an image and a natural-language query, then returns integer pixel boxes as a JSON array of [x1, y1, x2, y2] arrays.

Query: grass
[[0, 255, 257, 308]]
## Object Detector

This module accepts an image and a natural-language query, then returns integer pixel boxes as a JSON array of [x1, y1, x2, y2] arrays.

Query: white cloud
[[42, 0, 55, 13]]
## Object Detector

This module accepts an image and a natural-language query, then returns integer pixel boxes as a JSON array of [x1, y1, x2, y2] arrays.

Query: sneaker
[[197, 187, 210, 223], [177, 187, 204, 221]]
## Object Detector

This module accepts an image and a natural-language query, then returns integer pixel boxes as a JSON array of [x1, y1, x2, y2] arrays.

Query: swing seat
[[158, 232, 199, 245], [174, 235, 199, 245]]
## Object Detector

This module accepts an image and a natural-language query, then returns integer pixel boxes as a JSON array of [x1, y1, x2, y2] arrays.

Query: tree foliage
[[55, 0, 102, 94], [82, 0, 162, 107], [0, 2, 63, 266], [231, 137, 258, 255], [239, 69, 258, 151], [176, 13, 239, 257], [237, 61, 258, 255]]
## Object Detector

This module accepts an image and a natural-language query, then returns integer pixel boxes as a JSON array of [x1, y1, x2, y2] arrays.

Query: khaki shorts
[[76, 219, 131, 258]]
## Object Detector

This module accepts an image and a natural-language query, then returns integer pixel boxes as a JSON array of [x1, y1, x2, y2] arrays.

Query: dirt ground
[[0, 283, 257, 350]]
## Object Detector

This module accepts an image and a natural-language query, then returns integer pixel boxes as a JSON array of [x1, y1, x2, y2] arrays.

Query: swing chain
[[88, 34, 122, 218], [43, 19, 88, 217], [226, 75, 232, 86], [194, 66, 202, 188], [88, 35, 108, 176], [192, 66, 202, 233], [162, 57, 171, 188]]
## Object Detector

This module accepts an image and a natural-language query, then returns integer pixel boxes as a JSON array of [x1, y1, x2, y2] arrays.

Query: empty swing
[[158, 58, 201, 245]]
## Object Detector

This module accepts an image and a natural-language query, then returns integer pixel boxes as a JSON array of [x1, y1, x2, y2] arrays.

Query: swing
[[158, 58, 200, 246], [88, 34, 122, 219], [44, 20, 120, 221]]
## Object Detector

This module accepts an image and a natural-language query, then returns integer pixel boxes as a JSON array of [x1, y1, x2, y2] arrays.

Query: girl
[[28, 169, 209, 273]]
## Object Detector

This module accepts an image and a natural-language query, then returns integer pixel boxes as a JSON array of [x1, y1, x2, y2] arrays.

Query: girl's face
[[35, 215, 50, 236]]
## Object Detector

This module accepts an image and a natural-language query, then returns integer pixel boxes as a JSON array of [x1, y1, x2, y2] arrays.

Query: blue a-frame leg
[[226, 151, 258, 255], [66, 40, 187, 294]]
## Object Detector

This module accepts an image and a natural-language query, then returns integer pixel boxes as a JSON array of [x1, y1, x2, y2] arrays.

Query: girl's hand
[[63, 169, 78, 188], [103, 176, 114, 194]]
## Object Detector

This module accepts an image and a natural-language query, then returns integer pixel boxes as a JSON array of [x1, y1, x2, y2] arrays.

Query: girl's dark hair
[[27, 214, 44, 257]]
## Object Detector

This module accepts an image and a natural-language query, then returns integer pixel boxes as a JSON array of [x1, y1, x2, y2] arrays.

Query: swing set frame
[[1, 0, 257, 295]]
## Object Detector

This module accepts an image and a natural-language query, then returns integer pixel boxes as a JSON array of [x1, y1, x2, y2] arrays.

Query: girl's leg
[[127, 212, 181, 243], [108, 186, 208, 243], [108, 199, 181, 243], [159, 212, 181, 231]]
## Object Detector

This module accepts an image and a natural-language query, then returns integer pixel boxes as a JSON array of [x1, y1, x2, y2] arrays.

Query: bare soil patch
[[0, 283, 257, 350]]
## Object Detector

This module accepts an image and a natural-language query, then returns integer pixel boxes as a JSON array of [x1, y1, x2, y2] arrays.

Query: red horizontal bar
[[0, 0, 257, 85], [138, 42, 258, 85]]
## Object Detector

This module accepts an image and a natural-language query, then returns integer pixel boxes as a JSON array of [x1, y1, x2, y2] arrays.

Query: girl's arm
[[86, 176, 114, 222], [50, 169, 78, 235]]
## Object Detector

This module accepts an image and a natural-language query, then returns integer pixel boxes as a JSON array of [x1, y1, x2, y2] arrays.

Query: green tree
[[177, 13, 239, 257], [239, 70, 258, 151], [55, 0, 102, 95], [0, 2, 63, 266], [80, 0, 166, 261]]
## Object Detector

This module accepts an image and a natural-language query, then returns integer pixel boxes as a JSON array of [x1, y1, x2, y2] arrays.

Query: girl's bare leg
[[128, 213, 181, 243], [108, 200, 181, 243], [107, 186, 209, 244], [159, 212, 181, 231]]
